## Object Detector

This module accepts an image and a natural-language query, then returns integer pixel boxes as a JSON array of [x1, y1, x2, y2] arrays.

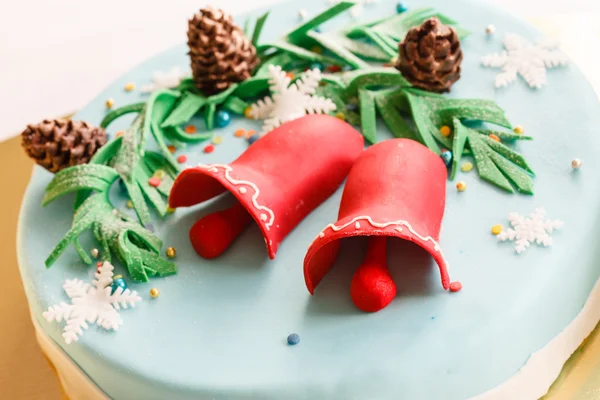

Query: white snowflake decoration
[[481, 33, 569, 89], [43, 262, 141, 344], [249, 65, 336, 135], [140, 66, 190, 93], [498, 208, 564, 254]]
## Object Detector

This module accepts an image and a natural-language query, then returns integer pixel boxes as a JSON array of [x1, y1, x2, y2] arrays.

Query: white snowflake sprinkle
[[497, 208, 564, 254], [43, 262, 141, 344], [140, 66, 190, 93], [481, 33, 569, 89], [249, 65, 336, 135]]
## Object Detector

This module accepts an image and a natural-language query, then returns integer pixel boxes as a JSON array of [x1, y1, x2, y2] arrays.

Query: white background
[[0, 0, 598, 141]]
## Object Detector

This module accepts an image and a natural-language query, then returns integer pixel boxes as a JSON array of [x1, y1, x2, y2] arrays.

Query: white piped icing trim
[[318, 216, 448, 266], [199, 164, 275, 230]]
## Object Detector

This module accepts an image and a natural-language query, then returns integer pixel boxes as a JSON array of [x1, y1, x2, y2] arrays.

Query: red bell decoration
[[169, 114, 364, 259], [303, 139, 452, 312]]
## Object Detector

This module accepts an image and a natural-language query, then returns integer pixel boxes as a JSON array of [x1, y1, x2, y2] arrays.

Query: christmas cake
[[16, 0, 600, 399]]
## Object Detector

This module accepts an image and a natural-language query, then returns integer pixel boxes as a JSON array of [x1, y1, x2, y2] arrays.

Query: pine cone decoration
[[188, 7, 259, 95], [21, 119, 107, 173], [396, 17, 463, 93]]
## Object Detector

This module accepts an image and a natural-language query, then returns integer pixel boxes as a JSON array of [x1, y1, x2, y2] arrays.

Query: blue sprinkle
[[396, 2, 408, 13], [215, 110, 231, 128], [287, 333, 300, 346], [309, 62, 324, 71], [440, 149, 453, 167], [247, 134, 260, 145], [431, 316, 435, 320], [111, 278, 128, 294]]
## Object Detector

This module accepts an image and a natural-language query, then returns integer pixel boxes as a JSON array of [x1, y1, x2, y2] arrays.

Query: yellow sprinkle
[[212, 135, 223, 145], [244, 107, 254, 119], [491, 224, 503, 235], [513, 125, 524, 134], [166, 247, 176, 258], [456, 181, 467, 192], [149, 288, 160, 298], [439, 125, 452, 137], [335, 112, 345, 121], [460, 162, 473, 172], [105, 98, 115, 108], [166, 206, 176, 214], [311, 45, 323, 54], [124, 82, 135, 92], [126, 200, 134, 209], [153, 170, 165, 179]]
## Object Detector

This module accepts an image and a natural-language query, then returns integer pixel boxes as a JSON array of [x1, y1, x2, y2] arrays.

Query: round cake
[[16, 0, 600, 399]]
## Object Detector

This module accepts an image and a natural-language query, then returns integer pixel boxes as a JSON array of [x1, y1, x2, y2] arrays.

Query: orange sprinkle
[[234, 129, 246, 137], [489, 134, 501, 142], [244, 107, 254, 119], [116, 130, 126, 137], [184, 125, 197, 134], [246, 130, 256, 138], [167, 145, 176, 154], [286, 72, 295, 79]]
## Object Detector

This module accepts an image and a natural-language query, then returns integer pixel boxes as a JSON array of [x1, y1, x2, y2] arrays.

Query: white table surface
[[0, 0, 598, 142]]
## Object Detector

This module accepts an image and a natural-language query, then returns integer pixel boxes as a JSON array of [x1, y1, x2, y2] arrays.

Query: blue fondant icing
[[16, 0, 600, 399]]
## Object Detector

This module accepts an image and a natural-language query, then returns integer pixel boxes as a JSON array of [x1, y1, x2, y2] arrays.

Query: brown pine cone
[[188, 7, 259, 95], [21, 119, 107, 173], [396, 17, 463, 93]]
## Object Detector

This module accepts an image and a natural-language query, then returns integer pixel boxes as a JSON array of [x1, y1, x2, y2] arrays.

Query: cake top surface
[[17, 0, 600, 399]]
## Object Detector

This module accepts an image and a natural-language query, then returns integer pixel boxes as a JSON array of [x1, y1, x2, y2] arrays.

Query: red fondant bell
[[304, 138, 452, 312], [169, 114, 364, 259]]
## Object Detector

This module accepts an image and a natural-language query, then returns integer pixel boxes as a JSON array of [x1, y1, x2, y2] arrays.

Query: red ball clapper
[[189, 201, 253, 259], [350, 236, 397, 312]]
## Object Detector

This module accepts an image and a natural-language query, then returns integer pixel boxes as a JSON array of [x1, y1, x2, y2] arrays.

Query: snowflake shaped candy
[[140, 66, 190, 93], [481, 33, 569, 89], [497, 208, 564, 254], [249, 65, 337, 135], [43, 262, 141, 344]]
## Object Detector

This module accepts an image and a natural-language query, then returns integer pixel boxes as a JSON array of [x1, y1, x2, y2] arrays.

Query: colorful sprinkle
[[287, 333, 301, 345], [396, 2, 408, 13], [286, 72, 295, 80], [105, 98, 115, 109], [149, 288, 160, 298], [148, 177, 161, 187], [441, 150, 453, 167], [111, 277, 128, 294], [124, 82, 135, 92], [204, 144, 215, 154], [456, 181, 467, 192], [126, 200, 134, 209], [449, 281, 462, 292], [177, 154, 188, 163], [234, 129, 246, 137], [335, 112, 346, 121], [115, 130, 126, 137], [513, 125, 524, 134], [460, 162, 473, 172], [247, 134, 260, 145], [439, 125, 451, 137], [153, 170, 165, 179], [166, 206, 176, 214], [212, 135, 223, 145], [215, 110, 231, 128], [489, 134, 501, 142], [485, 24, 496, 35], [571, 159, 583, 169], [311, 46, 323, 54], [184, 125, 197, 134], [167, 145, 176, 154], [244, 107, 254, 119], [491, 224, 503, 235], [90, 248, 99, 258], [165, 247, 177, 258], [327, 65, 342, 73], [246, 130, 257, 138]]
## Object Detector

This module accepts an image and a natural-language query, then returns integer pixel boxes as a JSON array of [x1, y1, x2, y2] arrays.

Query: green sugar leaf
[[481, 135, 535, 175], [160, 92, 207, 128], [120, 175, 151, 226], [487, 150, 535, 195], [468, 131, 514, 193], [139, 249, 177, 277], [207, 84, 239, 105], [223, 96, 250, 115], [134, 166, 167, 217], [74, 240, 92, 265], [144, 89, 181, 170], [46, 164, 118, 192], [117, 232, 148, 282], [438, 99, 512, 128], [306, 31, 370, 69], [359, 89, 378, 144], [45, 207, 98, 267], [166, 126, 212, 144], [375, 91, 417, 141], [233, 76, 270, 99], [43, 176, 114, 206], [175, 78, 196, 92], [286, 1, 356, 44], [404, 90, 447, 153], [332, 32, 390, 61], [477, 128, 533, 141], [204, 103, 216, 131], [100, 102, 145, 129], [450, 118, 469, 180], [252, 11, 270, 46], [344, 68, 411, 97]]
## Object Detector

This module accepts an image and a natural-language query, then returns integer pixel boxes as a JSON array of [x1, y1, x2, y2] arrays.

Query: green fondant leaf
[[358, 89, 378, 144], [306, 30, 370, 69], [450, 118, 469, 180], [166, 126, 212, 144], [74, 240, 92, 265], [286, 1, 355, 44], [481, 135, 535, 175], [344, 68, 411, 97], [204, 103, 216, 131], [375, 91, 417, 141], [477, 128, 533, 141], [468, 131, 514, 193], [100, 102, 145, 129], [160, 92, 207, 128], [223, 96, 250, 115], [252, 11, 270, 46], [233, 77, 270, 99], [487, 150, 535, 195]]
